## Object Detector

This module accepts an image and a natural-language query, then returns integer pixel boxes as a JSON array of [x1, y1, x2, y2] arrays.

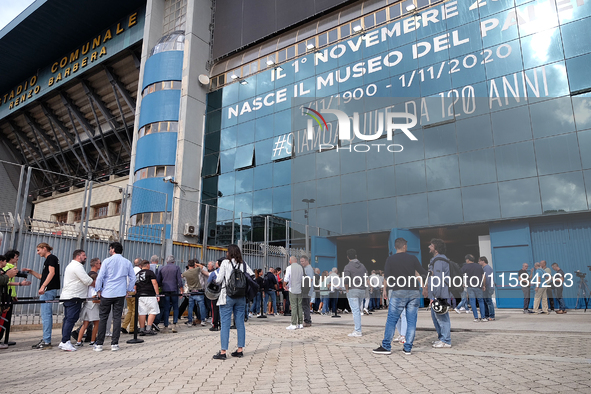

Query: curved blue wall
[[142, 51, 184, 90], [130, 178, 174, 215], [135, 132, 178, 170], [138, 90, 181, 129]]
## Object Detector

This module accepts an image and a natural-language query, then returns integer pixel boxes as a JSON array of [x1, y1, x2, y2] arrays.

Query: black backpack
[[432, 256, 463, 298], [226, 261, 248, 298]]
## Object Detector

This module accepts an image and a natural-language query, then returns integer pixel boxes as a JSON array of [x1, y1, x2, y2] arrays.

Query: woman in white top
[[213, 244, 253, 360]]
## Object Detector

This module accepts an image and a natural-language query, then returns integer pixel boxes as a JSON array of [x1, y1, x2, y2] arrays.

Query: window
[[73, 209, 82, 222], [55, 212, 68, 223], [115, 201, 122, 215], [94, 204, 109, 219], [134, 165, 176, 182], [138, 121, 179, 138]]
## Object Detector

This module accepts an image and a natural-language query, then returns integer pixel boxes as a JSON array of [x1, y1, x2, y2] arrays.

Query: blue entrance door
[[311, 236, 337, 273], [388, 228, 421, 261]]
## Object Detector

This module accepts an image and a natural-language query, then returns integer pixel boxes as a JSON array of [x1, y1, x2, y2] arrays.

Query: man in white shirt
[[59, 249, 93, 351]]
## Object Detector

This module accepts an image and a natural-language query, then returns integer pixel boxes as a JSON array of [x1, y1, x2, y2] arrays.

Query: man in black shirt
[[374, 238, 427, 356], [135, 261, 160, 335], [551, 263, 567, 314], [518, 263, 533, 313], [264, 268, 278, 315], [24, 243, 60, 349]]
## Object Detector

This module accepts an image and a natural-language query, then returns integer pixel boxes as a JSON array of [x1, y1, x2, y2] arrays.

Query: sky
[[0, 0, 36, 31]]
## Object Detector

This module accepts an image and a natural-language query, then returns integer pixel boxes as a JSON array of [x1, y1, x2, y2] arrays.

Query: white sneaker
[[248, 313, 253, 317], [105, 332, 112, 337], [201, 321, 206, 326], [94, 344, 103, 352], [393, 335, 401, 342], [466, 309, 471, 314], [111, 344, 120, 351], [286, 325, 298, 330], [348, 331, 362, 337], [473, 318, 481, 322], [399, 336, 406, 344], [363, 308, 369, 315], [433, 341, 451, 348], [432, 340, 441, 345], [459, 307, 466, 311], [454, 308, 461, 314], [297, 324, 304, 329], [256, 313, 261, 317], [58, 341, 77, 352]]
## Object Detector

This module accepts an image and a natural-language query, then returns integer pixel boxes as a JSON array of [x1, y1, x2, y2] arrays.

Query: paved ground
[[3, 309, 591, 393]]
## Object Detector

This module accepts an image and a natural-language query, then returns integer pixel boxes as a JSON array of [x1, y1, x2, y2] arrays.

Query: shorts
[[138, 296, 160, 315], [80, 301, 100, 321]]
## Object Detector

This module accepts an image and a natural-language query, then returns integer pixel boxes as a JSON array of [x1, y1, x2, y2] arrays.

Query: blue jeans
[[381, 290, 420, 352], [329, 293, 339, 313], [457, 289, 469, 310], [40, 289, 58, 343], [321, 297, 329, 313], [396, 308, 407, 337], [264, 290, 277, 314], [431, 308, 451, 344], [555, 287, 566, 311], [188, 294, 206, 324], [61, 299, 84, 343], [219, 296, 246, 351], [347, 289, 365, 333], [468, 288, 486, 319], [483, 288, 495, 319], [163, 292, 180, 326], [250, 293, 261, 314], [313, 297, 321, 312]]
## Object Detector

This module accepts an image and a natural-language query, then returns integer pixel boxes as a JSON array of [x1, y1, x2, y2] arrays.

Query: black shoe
[[33, 342, 52, 350], [213, 351, 226, 360], [209, 326, 220, 331], [401, 348, 411, 355], [230, 325, 237, 329], [32, 339, 44, 348], [139, 330, 146, 337], [145, 330, 157, 336], [121, 328, 129, 334], [152, 324, 160, 332], [372, 346, 391, 355], [231, 350, 243, 358]]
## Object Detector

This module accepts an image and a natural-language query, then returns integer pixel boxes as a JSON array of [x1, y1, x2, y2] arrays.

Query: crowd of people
[[0, 232, 572, 358]]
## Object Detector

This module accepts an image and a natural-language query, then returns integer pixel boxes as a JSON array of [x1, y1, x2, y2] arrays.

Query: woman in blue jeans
[[213, 244, 254, 360]]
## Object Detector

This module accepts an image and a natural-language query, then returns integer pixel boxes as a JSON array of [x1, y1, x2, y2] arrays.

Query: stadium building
[[1, 0, 591, 308]]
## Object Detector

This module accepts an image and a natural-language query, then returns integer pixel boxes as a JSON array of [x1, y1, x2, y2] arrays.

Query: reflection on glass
[[397, 193, 428, 228], [520, 28, 564, 70], [316, 205, 341, 234], [561, 16, 591, 58], [539, 172, 588, 213], [491, 106, 532, 145], [499, 177, 542, 218], [368, 197, 396, 232], [218, 172, 235, 196], [235, 168, 253, 193], [461, 183, 501, 222], [341, 201, 368, 234], [495, 141, 537, 181], [426, 155, 460, 191], [529, 97, 575, 138], [253, 189, 272, 215], [566, 54, 591, 94], [456, 114, 493, 152], [316, 176, 340, 207], [254, 164, 273, 190], [367, 167, 396, 199], [459, 148, 497, 186], [341, 172, 368, 203], [424, 123, 457, 159], [427, 188, 463, 225], [534, 133, 582, 175], [396, 161, 426, 195]]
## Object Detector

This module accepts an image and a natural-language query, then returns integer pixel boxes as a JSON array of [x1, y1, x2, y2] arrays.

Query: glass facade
[[203, 0, 591, 236]]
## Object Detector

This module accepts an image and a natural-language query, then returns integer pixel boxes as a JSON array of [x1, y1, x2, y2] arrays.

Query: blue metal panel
[[127, 224, 171, 241], [388, 228, 421, 261], [138, 90, 181, 129], [130, 178, 173, 215], [142, 51, 184, 90], [490, 221, 533, 308], [311, 236, 337, 273], [530, 219, 591, 310], [134, 132, 178, 170]]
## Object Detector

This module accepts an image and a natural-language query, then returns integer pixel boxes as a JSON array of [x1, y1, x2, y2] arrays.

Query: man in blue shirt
[[479, 256, 495, 321], [427, 238, 452, 348], [94, 242, 136, 351], [532, 262, 549, 314]]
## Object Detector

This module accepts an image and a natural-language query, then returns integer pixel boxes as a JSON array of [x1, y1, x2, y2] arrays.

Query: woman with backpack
[[213, 244, 254, 360]]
